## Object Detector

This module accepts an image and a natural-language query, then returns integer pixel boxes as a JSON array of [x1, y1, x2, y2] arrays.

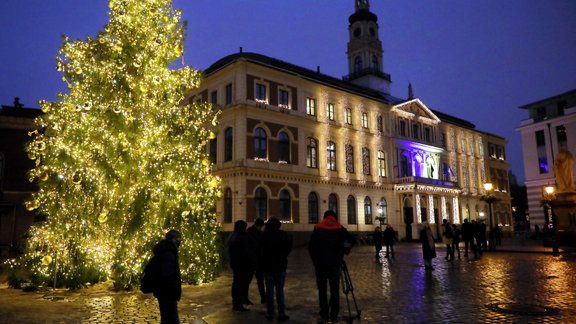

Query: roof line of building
[[518, 88, 576, 109]]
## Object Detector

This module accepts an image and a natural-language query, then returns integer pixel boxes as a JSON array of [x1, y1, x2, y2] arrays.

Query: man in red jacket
[[308, 210, 356, 322]]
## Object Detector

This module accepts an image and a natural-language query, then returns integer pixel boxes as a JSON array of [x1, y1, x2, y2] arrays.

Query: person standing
[[152, 229, 182, 324], [373, 226, 383, 260], [261, 217, 292, 321], [383, 225, 395, 258], [228, 220, 255, 312], [442, 219, 454, 261], [451, 224, 461, 259], [247, 218, 266, 304], [308, 210, 356, 322], [461, 219, 473, 257], [420, 223, 436, 271]]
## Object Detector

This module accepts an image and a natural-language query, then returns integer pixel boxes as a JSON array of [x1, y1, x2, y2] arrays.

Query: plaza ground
[[0, 237, 575, 323]]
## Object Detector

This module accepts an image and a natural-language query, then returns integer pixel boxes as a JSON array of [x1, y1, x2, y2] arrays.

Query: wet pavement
[[1, 238, 575, 323]]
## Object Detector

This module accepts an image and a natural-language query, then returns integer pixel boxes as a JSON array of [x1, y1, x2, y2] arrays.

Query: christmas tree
[[17, 0, 221, 289]]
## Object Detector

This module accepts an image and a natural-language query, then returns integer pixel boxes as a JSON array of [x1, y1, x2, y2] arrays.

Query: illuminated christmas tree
[[18, 0, 221, 289]]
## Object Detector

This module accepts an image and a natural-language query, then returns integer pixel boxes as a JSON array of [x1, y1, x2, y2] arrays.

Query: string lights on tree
[[13, 0, 222, 289]]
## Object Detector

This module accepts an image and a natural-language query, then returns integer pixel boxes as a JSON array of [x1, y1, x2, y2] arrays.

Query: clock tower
[[345, 0, 391, 94]]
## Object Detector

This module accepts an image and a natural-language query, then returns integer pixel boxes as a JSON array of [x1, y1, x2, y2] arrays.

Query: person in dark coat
[[461, 218, 473, 257], [308, 210, 356, 322], [228, 220, 255, 312], [420, 223, 436, 270], [247, 218, 266, 304], [383, 225, 395, 258], [442, 219, 454, 261], [373, 226, 383, 260], [451, 224, 461, 259], [153, 229, 182, 324], [262, 217, 292, 321]]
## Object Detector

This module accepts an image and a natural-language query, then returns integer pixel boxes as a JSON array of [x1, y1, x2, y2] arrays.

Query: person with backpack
[[308, 210, 356, 322], [149, 229, 182, 324]]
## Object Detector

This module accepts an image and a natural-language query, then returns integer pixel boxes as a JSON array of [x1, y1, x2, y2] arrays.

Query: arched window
[[224, 127, 233, 161], [378, 151, 386, 177], [255, 187, 268, 219], [364, 196, 372, 224], [371, 55, 378, 70], [327, 141, 336, 171], [347, 195, 357, 224], [279, 189, 291, 222], [306, 138, 318, 168], [224, 188, 232, 223], [328, 193, 338, 216], [308, 192, 319, 224], [278, 131, 290, 163], [354, 56, 363, 73], [378, 197, 388, 223], [345, 144, 354, 173], [254, 127, 267, 159], [362, 147, 370, 175]]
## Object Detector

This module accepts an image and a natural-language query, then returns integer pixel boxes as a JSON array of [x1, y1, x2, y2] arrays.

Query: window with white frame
[[361, 112, 368, 128], [378, 151, 386, 177], [327, 103, 335, 121], [327, 141, 337, 171], [306, 97, 316, 116], [345, 108, 352, 125]]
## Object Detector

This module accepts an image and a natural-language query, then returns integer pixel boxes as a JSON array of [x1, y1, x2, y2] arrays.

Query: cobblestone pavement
[[1, 241, 575, 323]]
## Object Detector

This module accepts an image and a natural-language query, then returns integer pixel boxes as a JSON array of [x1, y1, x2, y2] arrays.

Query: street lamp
[[376, 203, 385, 231], [542, 185, 556, 244], [482, 182, 498, 251]]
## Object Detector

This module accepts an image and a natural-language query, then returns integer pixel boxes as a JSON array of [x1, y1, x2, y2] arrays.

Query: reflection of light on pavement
[[381, 260, 391, 296]]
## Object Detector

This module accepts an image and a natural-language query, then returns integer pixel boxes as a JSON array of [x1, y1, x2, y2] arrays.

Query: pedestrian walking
[[262, 217, 292, 321], [308, 210, 356, 322], [373, 226, 383, 260], [247, 218, 266, 305], [152, 229, 182, 324], [420, 222, 436, 271], [228, 220, 255, 312], [461, 218, 473, 257], [442, 219, 454, 261], [383, 225, 395, 258], [451, 224, 461, 259]]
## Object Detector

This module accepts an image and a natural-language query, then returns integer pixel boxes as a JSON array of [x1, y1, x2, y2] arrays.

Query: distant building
[[188, 0, 512, 241], [0, 98, 40, 259], [517, 88, 576, 229]]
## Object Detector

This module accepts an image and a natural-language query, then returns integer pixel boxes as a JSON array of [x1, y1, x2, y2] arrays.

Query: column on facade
[[415, 193, 422, 223], [452, 196, 460, 224], [440, 196, 447, 221], [428, 194, 435, 224]]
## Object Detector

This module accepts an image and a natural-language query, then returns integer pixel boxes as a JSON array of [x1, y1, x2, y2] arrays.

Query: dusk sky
[[1, 0, 575, 184]]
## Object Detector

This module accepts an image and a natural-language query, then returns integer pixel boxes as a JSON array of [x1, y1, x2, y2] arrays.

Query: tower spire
[[345, 1, 391, 94]]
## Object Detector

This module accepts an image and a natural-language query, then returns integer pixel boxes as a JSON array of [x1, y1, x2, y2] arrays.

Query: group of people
[[372, 225, 396, 259], [421, 218, 493, 271], [228, 210, 356, 322]]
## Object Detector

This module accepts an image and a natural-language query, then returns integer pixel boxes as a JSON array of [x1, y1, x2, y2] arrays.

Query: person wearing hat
[[152, 229, 182, 323], [308, 210, 356, 322]]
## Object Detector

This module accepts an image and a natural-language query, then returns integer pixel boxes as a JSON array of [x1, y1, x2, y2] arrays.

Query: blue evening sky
[[1, 0, 576, 184]]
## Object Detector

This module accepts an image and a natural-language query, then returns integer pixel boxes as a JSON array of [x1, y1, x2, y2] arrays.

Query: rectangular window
[[535, 130, 546, 147], [557, 101, 567, 116], [361, 112, 368, 128], [279, 89, 290, 108], [535, 107, 547, 121], [327, 103, 335, 121], [225, 83, 233, 105], [399, 120, 406, 136], [441, 133, 446, 148], [377, 115, 383, 133], [424, 127, 431, 142], [306, 97, 316, 116], [412, 123, 420, 139], [489, 144, 496, 158], [345, 108, 352, 125], [535, 130, 548, 173], [255, 83, 267, 101], [210, 90, 218, 104], [556, 125, 567, 148]]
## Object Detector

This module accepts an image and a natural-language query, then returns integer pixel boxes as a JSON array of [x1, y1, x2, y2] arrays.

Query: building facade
[[517, 88, 576, 229], [189, 1, 512, 241], [0, 98, 40, 259]]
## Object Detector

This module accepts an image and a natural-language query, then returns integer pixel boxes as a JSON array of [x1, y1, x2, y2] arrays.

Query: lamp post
[[377, 203, 385, 231], [482, 182, 498, 251], [542, 185, 557, 251]]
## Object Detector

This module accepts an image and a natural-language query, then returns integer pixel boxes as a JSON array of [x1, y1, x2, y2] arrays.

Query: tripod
[[341, 260, 361, 322]]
